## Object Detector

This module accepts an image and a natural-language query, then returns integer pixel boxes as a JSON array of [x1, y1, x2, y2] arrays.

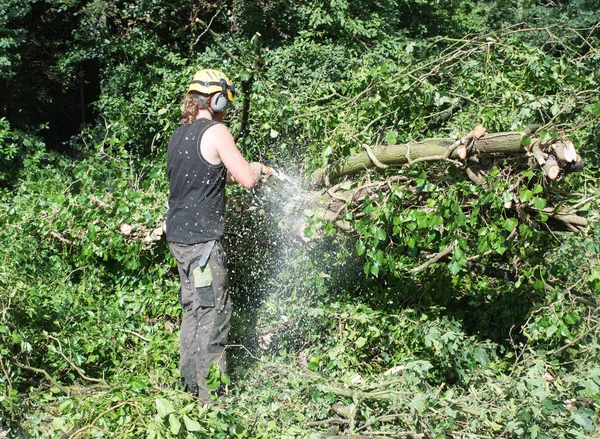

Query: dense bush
[[1, 0, 599, 438]]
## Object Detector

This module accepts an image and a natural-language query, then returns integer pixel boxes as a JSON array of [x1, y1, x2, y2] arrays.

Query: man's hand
[[250, 162, 271, 185]]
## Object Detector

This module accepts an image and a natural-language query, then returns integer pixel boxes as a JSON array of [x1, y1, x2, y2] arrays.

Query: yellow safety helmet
[[188, 69, 235, 112]]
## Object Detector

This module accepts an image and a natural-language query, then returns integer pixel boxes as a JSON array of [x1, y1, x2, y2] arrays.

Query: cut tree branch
[[312, 128, 584, 185]]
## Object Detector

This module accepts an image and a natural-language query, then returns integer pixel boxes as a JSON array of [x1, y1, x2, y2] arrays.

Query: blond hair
[[181, 93, 211, 124]]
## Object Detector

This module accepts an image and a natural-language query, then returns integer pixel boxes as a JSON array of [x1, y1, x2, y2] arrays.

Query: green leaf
[[521, 135, 531, 146], [503, 218, 518, 232], [431, 215, 444, 227], [11, 331, 21, 343], [221, 372, 231, 386], [573, 407, 595, 431], [355, 337, 367, 348], [376, 228, 387, 241], [156, 398, 175, 418], [183, 414, 202, 432], [356, 240, 365, 256], [448, 260, 461, 275], [522, 170, 534, 179], [563, 313, 576, 325], [370, 263, 379, 276], [530, 423, 539, 439], [169, 414, 181, 435], [52, 417, 66, 432], [410, 393, 428, 414], [477, 239, 490, 253], [205, 364, 221, 390], [308, 356, 321, 372], [234, 423, 247, 437], [414, 171, 427, 187], [386, 131, 398, 144], [539, 130, 551, 142], [532, 197, 546, 209], [520, 189, 533, 202], [417, 213, 429, 229]]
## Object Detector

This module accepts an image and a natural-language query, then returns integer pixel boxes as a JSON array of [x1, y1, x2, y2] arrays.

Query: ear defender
[[210, 92, 230, 112], [209, 78, 235, 112]]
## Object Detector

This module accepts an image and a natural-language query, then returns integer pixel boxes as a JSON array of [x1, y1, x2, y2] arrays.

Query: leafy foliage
[[1, 1, 600, 438]]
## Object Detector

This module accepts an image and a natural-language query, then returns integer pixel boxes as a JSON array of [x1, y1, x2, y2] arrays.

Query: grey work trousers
[[168, 241, 231, 400]]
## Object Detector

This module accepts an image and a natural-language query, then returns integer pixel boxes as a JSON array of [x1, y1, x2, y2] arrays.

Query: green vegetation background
[[1, 0, 599, 437]]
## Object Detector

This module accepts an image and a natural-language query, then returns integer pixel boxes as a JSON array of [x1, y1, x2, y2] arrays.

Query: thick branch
[[313, 131, 525, 184], [312, 130, 584, 185]]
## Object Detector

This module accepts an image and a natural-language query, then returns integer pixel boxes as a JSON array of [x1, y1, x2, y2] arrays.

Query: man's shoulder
[[193, 118, 220, 129], [203, 121, 232, 143], [170, 122, 193, 139]]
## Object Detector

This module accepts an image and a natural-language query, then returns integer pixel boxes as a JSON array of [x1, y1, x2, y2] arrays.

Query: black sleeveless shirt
[[166, 118, 227, 244]]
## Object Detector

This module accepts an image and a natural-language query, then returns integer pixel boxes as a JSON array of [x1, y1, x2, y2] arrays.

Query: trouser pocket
[[195, 286, 215, 308], [189, 254, 215, 308], [170, 241, 217, 311]]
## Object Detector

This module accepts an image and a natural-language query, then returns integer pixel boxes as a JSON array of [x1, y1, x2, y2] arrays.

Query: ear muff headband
[[190, 78, 235, 113], [189, 79, 235, 99], [192, 94, 216, 118]]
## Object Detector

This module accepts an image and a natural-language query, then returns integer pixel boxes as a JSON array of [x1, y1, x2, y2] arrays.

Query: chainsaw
[[252, 166, 297, 206]]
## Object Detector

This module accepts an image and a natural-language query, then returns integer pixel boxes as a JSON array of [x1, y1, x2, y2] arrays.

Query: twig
[[566, 195, 598, 213], [119, 328, 151, 343], [317, 385, 405, 401], [194, 19, 249, 69], [327, 188, 350, 203], [13, 361, 68, 392], [70, 401, 136, 439], [325, 435, 399, 439], [363, 143, 389, 169], [0, 293, 11, 320], [411, 245, 453, 274], [359, 110, 398, 136], [547, 323, 600, 357], [50, 231, 72, 245], [356, 413, 410, 433], [323, 156, 332, 187], [190, 9, 221, 51], [0, 356, 13, 416], [307, 417, 349, 427], [569, 26, 600, 57], [47, 334, 107, 386], [347, 176, 409, 202]]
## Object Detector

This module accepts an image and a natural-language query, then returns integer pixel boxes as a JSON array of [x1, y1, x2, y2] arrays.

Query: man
[[166, 69, 269, 400]]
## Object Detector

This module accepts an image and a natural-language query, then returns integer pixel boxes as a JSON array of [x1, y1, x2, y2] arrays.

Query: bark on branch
[[312, 129, 584, 185]]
